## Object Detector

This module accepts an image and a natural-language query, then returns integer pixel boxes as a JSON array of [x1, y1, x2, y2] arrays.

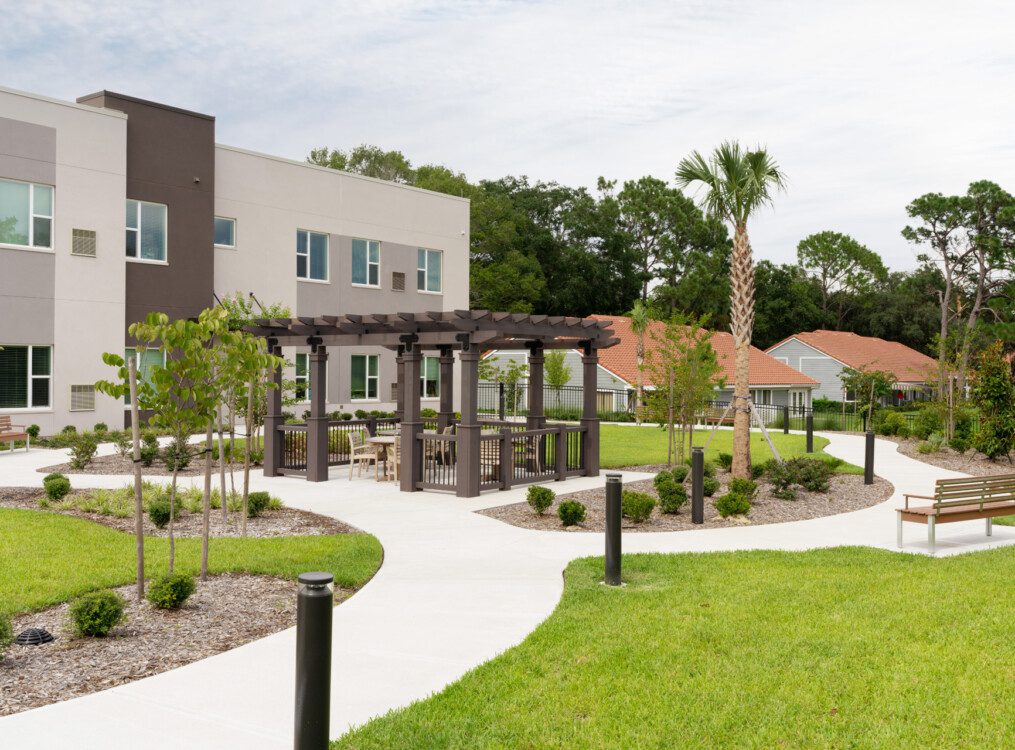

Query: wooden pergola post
[[581, 340, 600, 476], [306, 341, 328, 482], [457, 343, 481, 497], [400, 340, 422, 492], [438, 345, 455, 430], [394, 345, 404, 422], [526, 342, 545, 430], [263, 341, 283, 477]]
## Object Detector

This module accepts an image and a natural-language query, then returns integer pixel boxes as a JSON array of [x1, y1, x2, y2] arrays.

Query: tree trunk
[[242, 378, 255, 536], [635, 336, 644, 425], [218, 404, 228, 523], [168, 467, 178, 574], [127, 357, 145, 601], [201, 422, 213, 581], [729, 224, 755, 479], [667, 367, 675, 467], [957, 252, 987, 398]]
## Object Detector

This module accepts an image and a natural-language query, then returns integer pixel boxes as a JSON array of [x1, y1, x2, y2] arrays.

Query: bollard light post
[[783, 405, 790, 435], [864, 430, 875, 485], [295, 571, 333, 750], [691, 447, 704, 524], [805, 414, 814, 453], [604, 473, 622, 586]]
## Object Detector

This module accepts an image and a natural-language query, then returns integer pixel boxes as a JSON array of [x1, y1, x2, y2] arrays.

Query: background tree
[[629, 300, 650, 424], [544, 350, 571, 412], [970, 342, 1015, 461], [838, 366, 894, 430], [677, 141, 786, 479], [796, 231, 887, 327], [308, 144, 415, 183]]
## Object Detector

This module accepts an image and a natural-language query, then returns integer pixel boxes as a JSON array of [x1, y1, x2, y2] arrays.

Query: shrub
[[61, 425, 77, 434], [715, 492, 751, 518], [766, 460, 797, 500], [113, 431, 131, 458], [0, 614, 12, 659], [69, 435, 98, 470], [69, 590, 126, 637], [44, 471, 66, 483], [247, 491, 272, 518], [716, 452, 733, 470], [249, 448, 264, 465], [750, 463, 765, 480], [949, 436, 970, 454], [44, 474, 71, 500], [93, 422, 108, 433], [874, 410, 906, 436], [896, 425, 911, 439], [420, 407, 438, 418], [917, 440, 935, 454], [139, 443, 159, 467], [953, 408, 975, 442], [727, 477, 757, 500], [354, 409, 369, 419], [654, 474, 687, 514], [27, 424, 40, 439], [788, 457, 833, 493], [527, 485, 555, 515], [621, 491, 656, 522], [146, 572, 196, 610], [702, 477, 720, 497], [148, 496, 172, 528], [912, 406, 944, 440], [141, 429, 159, 451], [669, 465, 689, 483], [341, 413, 353, 421], [163, 439, 191, 472], [557, 500, 586, 526], [683, 456, 715, 478]]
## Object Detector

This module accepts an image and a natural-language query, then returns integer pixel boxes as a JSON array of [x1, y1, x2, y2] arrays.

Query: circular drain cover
[[15, 627, 54, 646]]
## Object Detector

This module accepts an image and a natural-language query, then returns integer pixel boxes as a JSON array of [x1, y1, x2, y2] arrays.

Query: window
[[0, 179, 53, 249], [750, 389, 772, 405], [421, 355, 440, 398], [0, 345, 51, 409], [351, 354, 378, 400], [214, 217, 235, 248], [125, 199, 167, 261], [123, 348, 165, 404], [294, 353, 326, 403], [351, 238, 380, 286], [297, 230, 328, 281], [417, 248, 442, 293]]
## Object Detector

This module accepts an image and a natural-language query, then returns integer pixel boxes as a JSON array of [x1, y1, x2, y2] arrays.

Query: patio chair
[[348, 431, 378, 479], [380, 436, 401, 481]]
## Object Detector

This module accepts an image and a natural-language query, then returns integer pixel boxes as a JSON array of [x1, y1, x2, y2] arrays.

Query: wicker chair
[[348, 432, 378, 479]]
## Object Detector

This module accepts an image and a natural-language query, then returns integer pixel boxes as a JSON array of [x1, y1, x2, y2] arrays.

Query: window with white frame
[[123, 347, 165, 404], [350, 354, 378, 400], [293, 353, 327, 402], [125, 199, 167, 261], [420, 355, 440, 398], [351, 238, 380, 286], [0, 179, 53, 249], [297, 229, 328, 281], [0, 345, 51, 409], [214, 216, 235, 248], [750, 389, 772, 405], [417, 248, 442, 293]]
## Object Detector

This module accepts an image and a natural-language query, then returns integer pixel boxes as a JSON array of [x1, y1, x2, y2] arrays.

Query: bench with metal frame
[[898, 474, 1015, 553], [0, 415, 30, 453]]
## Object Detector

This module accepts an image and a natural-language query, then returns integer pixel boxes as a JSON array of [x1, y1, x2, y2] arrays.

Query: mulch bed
[[0, 574, 356, 716], [479, 470, 894, 532], [883, 437, 1015, 477], [37, 453, 261, 477], [0, 487, 356, 538]]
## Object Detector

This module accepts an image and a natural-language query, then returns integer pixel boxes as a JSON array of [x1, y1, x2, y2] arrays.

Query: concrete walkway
[[1, 432, 1013, 749]]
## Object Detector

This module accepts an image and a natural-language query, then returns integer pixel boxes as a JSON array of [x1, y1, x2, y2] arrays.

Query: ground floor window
[[123, 348, 165, 404], [0, 344, 51, 409], [421, 355, 440, 398], [751, 389, 772, 405], [790, 390, 807, 409], [351, 354, 378, 400], [294, 353, 326, 403]]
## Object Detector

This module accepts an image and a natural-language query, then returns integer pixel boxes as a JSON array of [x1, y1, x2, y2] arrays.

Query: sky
[[3, 0, 1013, 271]]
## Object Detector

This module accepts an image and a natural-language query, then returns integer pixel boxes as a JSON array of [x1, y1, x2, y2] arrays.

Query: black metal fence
[[478, 382, 633, 422]]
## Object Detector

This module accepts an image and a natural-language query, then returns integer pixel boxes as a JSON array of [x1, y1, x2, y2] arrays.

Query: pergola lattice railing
[[248, 310, 617, 497]]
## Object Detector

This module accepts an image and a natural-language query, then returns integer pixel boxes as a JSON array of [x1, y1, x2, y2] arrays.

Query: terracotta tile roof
[[767, 330, 937, 383], [588, 315, 817, 388]]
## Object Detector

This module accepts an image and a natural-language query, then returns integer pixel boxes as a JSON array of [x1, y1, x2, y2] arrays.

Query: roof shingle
[[767, 330, 936, 383]]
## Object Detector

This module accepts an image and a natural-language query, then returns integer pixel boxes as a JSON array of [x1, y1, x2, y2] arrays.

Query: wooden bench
[[898, 474, 1015, 553], [0, 415, 30, 453]]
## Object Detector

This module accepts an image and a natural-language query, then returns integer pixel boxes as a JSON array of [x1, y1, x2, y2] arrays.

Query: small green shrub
[[912, 406, 944, 440], [140, 444, 159, 467], [896, 425, 911, 439], [716, 452, 733, 470], [148, 496, 172, 528], [354, 409, 369, 419], [0, 614, 13, 659], [113, 431, 131, 458], [702, 476, 720, 497], [69, 590, 126, 637], [916, 440, 935, 454], [716, 492, 751, 518], [727, 477, 757, 500], [670, 465, 689, 483], [341, 413, 353, 421], [61, 425, 77, 434], [621, 490, 656, 522], [789, 458, 833, 493], [27, 424, 40, 439], [949, 436, 970, 454], [558, 500, 586, 526], [766, 460, 797, 500], [93, 422, 108, 433], [44, 474, 71, 500], [420, 407, 438, 418], [655, 475, 687, 514], [146, 572, 196, 610], [527, 485, 555, 515], [69, 435, 98, 470], [163, 439, 191, 472], [750, 463, 765, 480], [683, 456, 715, 478], [247, 491, 272, 518], [141, 429, 159, 451], [44, 471, 65, 483]]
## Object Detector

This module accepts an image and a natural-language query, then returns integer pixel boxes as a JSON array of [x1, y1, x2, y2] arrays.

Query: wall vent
[[70, 385, 96, 411], [391, 271, 405, 291], [71, 229, 97, 257]]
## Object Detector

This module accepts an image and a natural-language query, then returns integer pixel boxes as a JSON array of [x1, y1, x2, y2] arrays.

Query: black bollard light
[[295, 571, 334, 750], [783, 405, 790, 435], [864, 430, 875, 485], [604, 473, 622, 586], [805, 414, 814, 453], [691, 447, 704, 524]]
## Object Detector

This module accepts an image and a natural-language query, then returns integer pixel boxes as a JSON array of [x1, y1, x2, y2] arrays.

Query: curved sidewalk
[[1, 432, 1012, 749]]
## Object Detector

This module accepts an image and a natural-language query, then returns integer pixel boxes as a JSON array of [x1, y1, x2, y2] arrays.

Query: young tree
[[970, 342, 1015, 461], [677, 142, 786, 479], [544, 350, 571, 412], [502, 360, 529, 417], [838, 366, 894, 430], [796, 231, 888, 327], [629, 300, 650, 424]]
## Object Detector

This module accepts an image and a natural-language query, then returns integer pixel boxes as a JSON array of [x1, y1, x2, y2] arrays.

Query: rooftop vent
[[15, 627, 55, 646]]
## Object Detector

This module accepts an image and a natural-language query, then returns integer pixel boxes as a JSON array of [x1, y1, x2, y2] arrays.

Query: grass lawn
[[0, 508, 382, 617], [334, 548, 1015, 750], [599, 424, 858, 472], [997, 515, 1015, 526]]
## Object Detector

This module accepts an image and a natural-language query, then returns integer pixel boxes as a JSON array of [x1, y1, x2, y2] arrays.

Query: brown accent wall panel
[[76, 91, 215, 336]]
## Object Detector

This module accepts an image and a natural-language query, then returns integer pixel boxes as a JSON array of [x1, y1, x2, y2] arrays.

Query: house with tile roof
[[483, 315, 817, 412], [765, 330, 937, 404]]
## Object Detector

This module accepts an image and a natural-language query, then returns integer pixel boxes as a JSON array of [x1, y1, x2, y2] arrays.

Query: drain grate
[[15, 627, 55, 646]]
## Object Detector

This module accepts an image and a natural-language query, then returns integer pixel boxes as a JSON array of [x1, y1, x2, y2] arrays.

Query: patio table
[[367, 435, 397, 480]]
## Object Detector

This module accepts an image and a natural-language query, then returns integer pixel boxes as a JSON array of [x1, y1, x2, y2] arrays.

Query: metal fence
[[478, 382, 633, 422]]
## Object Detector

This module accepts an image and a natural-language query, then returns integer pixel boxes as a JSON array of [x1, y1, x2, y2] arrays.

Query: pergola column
[[400, 341, 422, 492], [394, 345, 405, 422], [438, 345, 455, 430], [306, 341, 329, 482], [526, 342, 545, 430], [263, 341, 283, 477], [456, 344, 481, 497], [581, 341, 600, 476]]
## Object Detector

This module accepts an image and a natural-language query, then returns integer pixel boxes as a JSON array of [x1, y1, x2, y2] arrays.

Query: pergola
[[248, 310, 617, 497]]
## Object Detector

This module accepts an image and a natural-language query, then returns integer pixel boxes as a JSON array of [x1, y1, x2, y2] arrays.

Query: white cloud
[[4, 0, 1012, 269]]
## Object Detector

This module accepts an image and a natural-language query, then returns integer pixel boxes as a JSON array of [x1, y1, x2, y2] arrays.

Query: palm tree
[[676, 142, 786, 479], [629, 300, 650, 424]]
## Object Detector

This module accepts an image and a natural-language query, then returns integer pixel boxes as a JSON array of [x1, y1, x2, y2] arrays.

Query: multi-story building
[[0, 85, 470, 434]]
